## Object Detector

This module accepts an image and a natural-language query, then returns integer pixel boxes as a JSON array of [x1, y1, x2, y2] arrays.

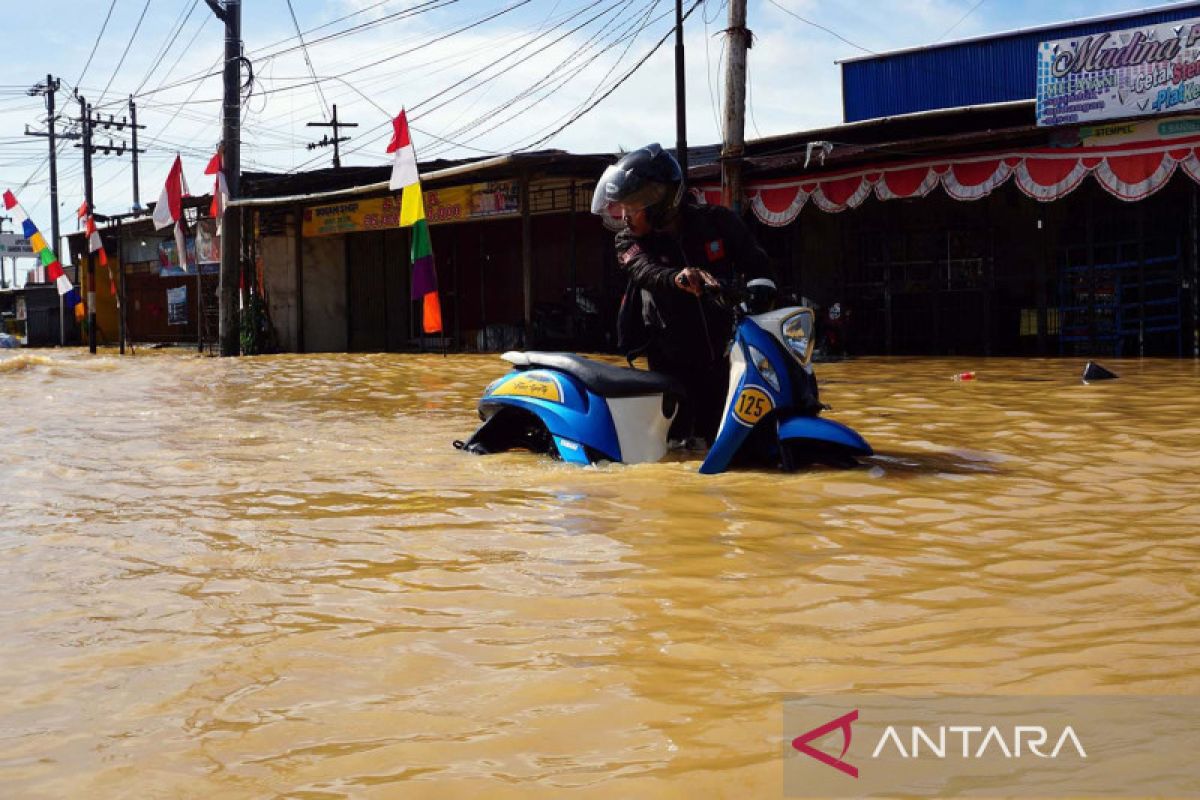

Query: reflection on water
[[1, 350, 1197, 797]]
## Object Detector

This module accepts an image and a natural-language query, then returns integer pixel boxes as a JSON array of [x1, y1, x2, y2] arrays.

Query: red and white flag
[[84, 213, 107, 268], [387, 109, 418, 191], [205, 148, 229, 234], [153, 154, 191, 270]]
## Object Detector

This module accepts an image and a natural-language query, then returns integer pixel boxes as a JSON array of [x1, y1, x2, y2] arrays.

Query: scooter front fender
[[778, 414, 873, 455], [698, 413, 755, 475]]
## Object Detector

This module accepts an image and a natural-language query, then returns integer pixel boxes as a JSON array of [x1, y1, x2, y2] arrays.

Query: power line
[[424, 0, 648, 152], [75, 0, 120, 89], [940, 0, 987, 41], [517, 0, 703, 152], [763, 0, 873, 55], [120, 0, 458, 105], [245, 0, 535, 103], [284, 0, 332, 120], [426, 0, 665, 155], [132, 0, 202, 97], [411, 0, 628, 117], [96, 0, 156, 108]]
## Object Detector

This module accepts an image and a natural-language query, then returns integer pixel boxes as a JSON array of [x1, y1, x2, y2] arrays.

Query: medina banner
[[1038, 17, 1200, 126]]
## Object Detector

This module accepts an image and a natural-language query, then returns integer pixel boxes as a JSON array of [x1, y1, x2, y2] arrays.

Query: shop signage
[[0, 233, 34, 257], [302, 181, 520, 237], [1079, 115, 1200, 145], [1037, 16, 1200, 126]]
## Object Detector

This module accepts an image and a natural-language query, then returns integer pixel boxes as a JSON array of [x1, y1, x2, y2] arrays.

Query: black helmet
[[591, 143, 684, 229]]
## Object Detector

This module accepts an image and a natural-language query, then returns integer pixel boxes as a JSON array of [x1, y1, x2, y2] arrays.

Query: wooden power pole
[[674, 0, 687, 182], [721, 0, 750, 213], [306, 104, 358, 169]]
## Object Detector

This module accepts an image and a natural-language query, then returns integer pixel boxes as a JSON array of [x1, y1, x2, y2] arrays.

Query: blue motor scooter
[[457, 351, 685, 465], [457, 280, 871, 473], [697, 279, 873, 474]]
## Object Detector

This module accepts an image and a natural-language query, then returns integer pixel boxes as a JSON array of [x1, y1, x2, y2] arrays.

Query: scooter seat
[[502, 351, 685, 399]]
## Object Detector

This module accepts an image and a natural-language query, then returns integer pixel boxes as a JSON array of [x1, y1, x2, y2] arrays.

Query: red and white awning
[[697, 135, 1200, 226]]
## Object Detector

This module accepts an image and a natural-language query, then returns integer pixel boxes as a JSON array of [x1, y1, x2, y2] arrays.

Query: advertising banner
[[166, 286, 188, 326], [302, 181, 521, 237], [1037, 17, 1200, 126]]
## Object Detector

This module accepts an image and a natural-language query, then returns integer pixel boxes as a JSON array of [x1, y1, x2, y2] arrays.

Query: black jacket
[[613, 197, 770, 363]]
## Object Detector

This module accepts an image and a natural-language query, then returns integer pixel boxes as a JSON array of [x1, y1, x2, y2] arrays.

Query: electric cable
[[284, 0, 332, 120], [95, 0, 156, 109], [515, 0, 702, 151], [75, 0, 121, 91]]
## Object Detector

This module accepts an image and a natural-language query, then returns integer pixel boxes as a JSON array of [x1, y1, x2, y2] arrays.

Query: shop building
[[692, 2, 1200, 357], [238, 151, 617, 354], [65, 196, 220, 349]]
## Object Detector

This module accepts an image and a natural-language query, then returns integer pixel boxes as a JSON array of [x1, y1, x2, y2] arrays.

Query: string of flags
[[388, 109, 443, 335], [152, 154, 191, 270], [77, 202, 119, 303], [3, 189, 85, 320], [205, 147, 229, 235]]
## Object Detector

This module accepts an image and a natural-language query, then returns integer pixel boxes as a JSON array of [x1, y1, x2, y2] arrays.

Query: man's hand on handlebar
[[674, 267, 720, 296]]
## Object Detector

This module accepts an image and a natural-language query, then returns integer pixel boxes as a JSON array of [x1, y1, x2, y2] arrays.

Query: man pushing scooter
[[591, 143, 773, 448]]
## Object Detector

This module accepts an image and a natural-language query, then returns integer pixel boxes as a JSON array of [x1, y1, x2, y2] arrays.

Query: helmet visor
[[591, 164, 668, 226]]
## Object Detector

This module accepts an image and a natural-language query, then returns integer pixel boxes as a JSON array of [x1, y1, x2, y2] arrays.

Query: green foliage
[[239, 292, 277, 356]]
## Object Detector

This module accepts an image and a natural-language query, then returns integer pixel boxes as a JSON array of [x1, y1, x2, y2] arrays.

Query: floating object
[[1082, 361, 1118, 382], [951, 371, 976, 381]]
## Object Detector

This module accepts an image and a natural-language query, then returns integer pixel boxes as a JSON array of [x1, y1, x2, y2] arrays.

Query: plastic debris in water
[[1082, 361, 1118, 382], [951, 371, 976, 381]]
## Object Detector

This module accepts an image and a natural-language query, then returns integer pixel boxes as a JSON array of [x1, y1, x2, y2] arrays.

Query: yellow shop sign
[[302, 181, 520, 237]]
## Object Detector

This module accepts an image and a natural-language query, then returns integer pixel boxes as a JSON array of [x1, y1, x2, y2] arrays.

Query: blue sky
[[0, 0, 1186, 267]]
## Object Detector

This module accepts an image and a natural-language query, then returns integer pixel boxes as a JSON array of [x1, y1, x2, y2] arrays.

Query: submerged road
[[1, 350, 1197, 797]]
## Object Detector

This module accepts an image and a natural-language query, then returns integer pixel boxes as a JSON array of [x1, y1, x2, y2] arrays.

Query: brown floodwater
[[0, 349, 1197, 798]]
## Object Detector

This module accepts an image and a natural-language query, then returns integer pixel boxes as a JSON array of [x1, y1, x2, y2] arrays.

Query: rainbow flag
[[3, 190, 84, 320], [389, 110, 442, 335]]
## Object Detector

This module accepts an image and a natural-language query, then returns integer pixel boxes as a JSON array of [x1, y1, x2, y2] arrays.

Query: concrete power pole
[[24, 76, 63, 267], [130, 96, 142, 211], [207, 0, 242, 356], [721, 0, 750, 213], [80, 96, 96, 354]]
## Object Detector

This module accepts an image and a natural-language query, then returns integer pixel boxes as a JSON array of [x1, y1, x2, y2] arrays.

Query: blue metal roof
[[842, 2, 1200, 122]]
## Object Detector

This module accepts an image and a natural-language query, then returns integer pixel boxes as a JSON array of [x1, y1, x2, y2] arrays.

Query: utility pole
[[80, 96, 96, 353], [70, 102, 143, 353], [130, 97, 142, 211], [24, 76, 68, 272], [306, 104, 358, 169], [721, 0, 750, 213], [208, 0, 242, 356], [674, 0, 688, 183]]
